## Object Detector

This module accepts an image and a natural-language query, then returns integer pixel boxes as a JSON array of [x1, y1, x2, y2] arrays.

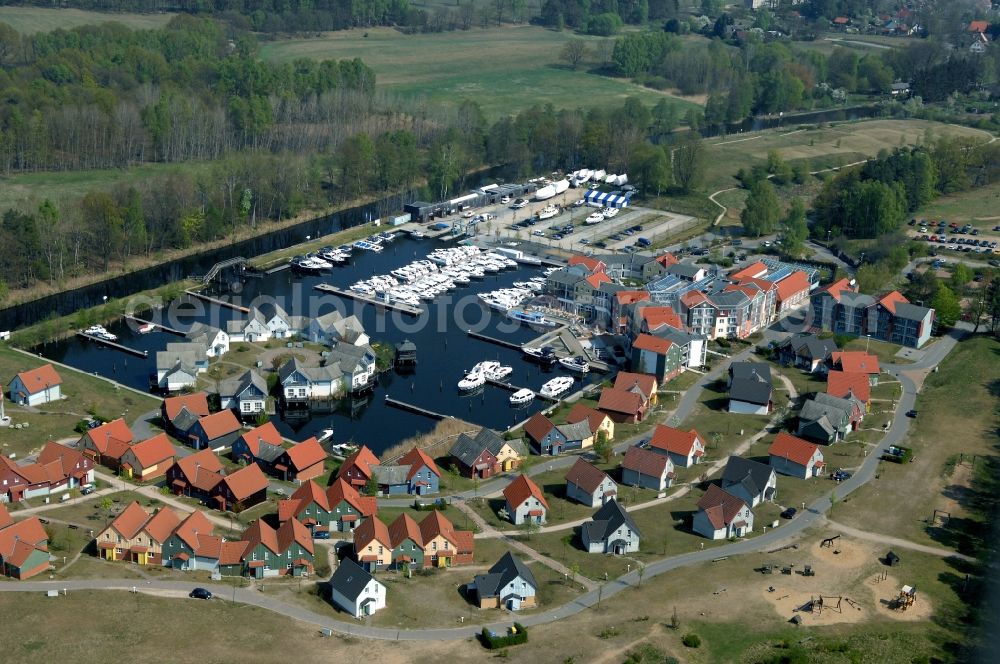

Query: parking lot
[[908, 218, 999, 258], [488, 194, 695, 253]]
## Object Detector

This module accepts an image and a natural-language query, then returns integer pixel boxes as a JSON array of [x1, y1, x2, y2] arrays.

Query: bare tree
[[560, 39, 588, 70]]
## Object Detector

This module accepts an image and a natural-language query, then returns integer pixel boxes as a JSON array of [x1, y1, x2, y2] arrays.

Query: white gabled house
[[218, 369, 269, 416], [308, 312, 369, 347], [329, 558, 386, 618], [225, 309, 271, 344], [328, 343, 377, 393], [7, 364, 62, 407], [692, 484, 754, 540], [277, 358, 344, 403], [185, 323, 229, 358], [155, 342, 209, 392]]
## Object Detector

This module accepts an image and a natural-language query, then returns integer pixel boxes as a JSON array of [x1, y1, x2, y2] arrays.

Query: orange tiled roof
[[129, 434, 176, 468], [337, 445, 380, 480], [399, 447, 440, 481], [285, 437, 327, 471], [613, 372, 657, 399], [220, 463, 268, 501], [598, 388, 644, 415], [12, 364, 61, 395], [827, 370, 871, 402], [108, 501, 150, 540], [565, 403, 609, 435], [633, 334, 673, 354], [388, 513, 423, 548], [649, 425, 704, 456], [568, 254, 605, 272], [240, 422, 283, 455], [565, 457, 611, 494], [142, 508, 181, 543], [196, 410, 241, 440], [326, 478, 376, 516], [769, 432, 821, 467], [162, 393, 210, 421], [878, 290, 909, 315], [775, 271, 810, 303], [85, 418, 134, 454], [640, 305, 683, 331], [729, 261, 768, 281], [353, 515, 391, 549], [523, 412, 555, 443], [503, 474, 548, 510], [831, 351, 880, 375]]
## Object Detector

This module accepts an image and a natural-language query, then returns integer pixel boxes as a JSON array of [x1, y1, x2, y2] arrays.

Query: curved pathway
[[823, 519, 975, 562]]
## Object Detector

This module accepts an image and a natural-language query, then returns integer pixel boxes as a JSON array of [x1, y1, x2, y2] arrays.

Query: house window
[[287, 562, 292, 569], [378, 546, 383, 555], [432, 542, 437, 551]]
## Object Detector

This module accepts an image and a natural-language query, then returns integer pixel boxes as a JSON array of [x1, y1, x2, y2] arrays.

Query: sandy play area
[[758, 537, 932, 625]]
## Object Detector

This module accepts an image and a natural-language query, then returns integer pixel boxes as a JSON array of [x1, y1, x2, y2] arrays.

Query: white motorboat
[[602, 207, 620, 219], [537, 204, 559, 220], [508, 310, 557, 327], [136, 323, 155, 334], [458, 369, 486, 391], [585, 212, 604, 224], [317, 428, 335, 443], [509, 388, 535, 406], [559, 356, 590, 373], [84, 325, 108, 336], [539, 376, 574, 398], [473, 361, 512, 381]]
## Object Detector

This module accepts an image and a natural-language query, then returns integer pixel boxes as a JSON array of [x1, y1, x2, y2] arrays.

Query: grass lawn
[[914, 179, 1000, 231], [841, 335, 916, 366], [0, 7, 175, 33], [676, 379, 774, 461], [31, 490, 159, 528], [0, 345, 160, 459], [0, 161, 217, 212], [259, 25, 698, 120], [835, 336, 1000, 555], [701, 119, 990, 194]]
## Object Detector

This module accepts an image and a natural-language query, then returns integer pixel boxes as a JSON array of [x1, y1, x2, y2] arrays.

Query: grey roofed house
[[580, 498, 641, 551], [798, 392, 856, 441], [329, 557, 376, 604], [706, 289, 750, 308], [556, 420, 595, 444], [372, 463, 412, 487], [185, 322, 224, 343], [219, 369, 267, 400], [170, 406, 202, 435], [780, 333, 837, 365], [225, 308, 267, 334], [331, 315, 367, 344], [893, 301, 933, 322], [652, 326, 701, 345], [471, 552, 537, 601], [327, 343, 374, 372], [450, 428, 518, 465], [277, 357, 344, 384], [721, 456, 776, 504], [728, 362, 772, 406], [666, 263, 705, 281]]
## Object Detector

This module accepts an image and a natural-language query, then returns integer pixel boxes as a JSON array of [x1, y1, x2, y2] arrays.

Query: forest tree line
[[610, 30, 996, 126], [813, 138, 1000, 239]]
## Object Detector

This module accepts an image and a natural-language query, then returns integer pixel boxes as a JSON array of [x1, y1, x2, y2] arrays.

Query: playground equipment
[[893, 585, 917, 611]]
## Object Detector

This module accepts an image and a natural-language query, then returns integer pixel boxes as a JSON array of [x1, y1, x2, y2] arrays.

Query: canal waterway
[[38, 236, 600, 455]]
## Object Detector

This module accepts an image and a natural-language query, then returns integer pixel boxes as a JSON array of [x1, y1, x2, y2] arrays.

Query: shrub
[[480, 623, 528, 649], [682, 633, 701, 648]]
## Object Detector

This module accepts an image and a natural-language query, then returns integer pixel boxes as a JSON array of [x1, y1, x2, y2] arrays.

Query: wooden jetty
[[124, 315, 185, 336], [484, 378, 558, 402], [384, 397, 451, 420], [313, 283, 423, 316], [76, 333, 148, 357], [466, 330, 523, 350], [266, 263, 291, 275], [183, 290, 250, 313]]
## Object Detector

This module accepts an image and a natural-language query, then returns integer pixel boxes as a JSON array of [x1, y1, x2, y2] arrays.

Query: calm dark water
[[39, 237, 595, 454]]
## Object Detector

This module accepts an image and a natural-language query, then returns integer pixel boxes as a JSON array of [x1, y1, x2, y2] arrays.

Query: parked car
[[501, 196, 510, 204], [511, 199, 528, 209], [906, 410, 918, 418], [780, 507, 797, 519], [532, 230, 545, 236], [831, 469, 851, 482], [313, 530, 331, 540], [81, 485, 95, 496], [189, 588, 213, 600]]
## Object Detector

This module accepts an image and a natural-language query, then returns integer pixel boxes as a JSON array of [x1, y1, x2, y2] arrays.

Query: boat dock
[[466, 330, 523, 350], [183, 290, 250, 314], [384, 397, 450, 420], [124, 315, 185, 336], [313, 284, 424, 316], [266, 263, 291, 275], [76, 333, 148, 357], [484, 378, 559, 402]]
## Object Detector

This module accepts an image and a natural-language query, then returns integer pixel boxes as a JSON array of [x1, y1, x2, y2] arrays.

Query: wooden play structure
[[820, 535, 841, 549], [892, 585, 917, 611], [798, 595, 844, 616]]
